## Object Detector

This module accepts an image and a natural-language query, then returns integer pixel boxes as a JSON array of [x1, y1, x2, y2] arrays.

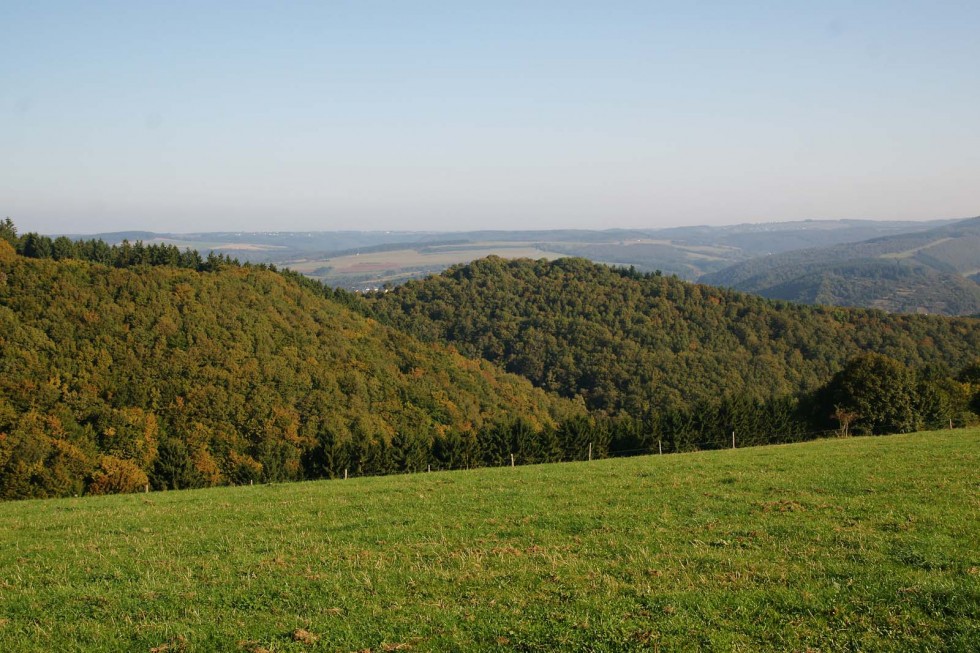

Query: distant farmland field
[[286, 242, 567, 288], [1, 430, 977, 651]]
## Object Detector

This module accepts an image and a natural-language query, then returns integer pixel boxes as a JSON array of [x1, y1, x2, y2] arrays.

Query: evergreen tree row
[[151, 357, 980, 490], [1, 218, 368, 315], [1, 218, 241, 271]]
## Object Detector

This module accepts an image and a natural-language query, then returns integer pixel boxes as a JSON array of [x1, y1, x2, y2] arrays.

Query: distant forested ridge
[[702, 216, 980, 315], [0, 233, 584, 499], [368, 256, 980, 414]]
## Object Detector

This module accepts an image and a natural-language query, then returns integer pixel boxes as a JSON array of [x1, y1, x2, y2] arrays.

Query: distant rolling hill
[[701, 216, 980, 315], [61, 219, 953, 289], [369, 256, 980, 414], [549, 218, 958, 279]]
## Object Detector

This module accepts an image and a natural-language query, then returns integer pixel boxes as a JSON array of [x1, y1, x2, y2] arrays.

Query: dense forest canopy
[[0, 237, 582, 498], [368, 256, 980, 414], [2, 221, 979, 500]]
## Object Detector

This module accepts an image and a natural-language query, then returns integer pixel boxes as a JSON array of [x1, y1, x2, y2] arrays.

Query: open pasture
[[1, 430, 978, 651]]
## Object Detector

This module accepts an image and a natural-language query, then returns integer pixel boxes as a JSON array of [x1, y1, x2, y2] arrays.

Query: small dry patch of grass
[[291, 628, 319, 644], [149, 635, 187, 653]]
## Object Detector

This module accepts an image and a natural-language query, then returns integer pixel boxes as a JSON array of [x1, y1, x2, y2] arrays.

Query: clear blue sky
[[2, 1, 978, 233]]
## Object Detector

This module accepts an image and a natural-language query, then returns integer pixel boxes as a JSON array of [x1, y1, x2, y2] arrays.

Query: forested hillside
[[4, 220, 980, 501], [702, 216, 980, 315], [369, 256, 980, 414], [0, 239, 582, 499]]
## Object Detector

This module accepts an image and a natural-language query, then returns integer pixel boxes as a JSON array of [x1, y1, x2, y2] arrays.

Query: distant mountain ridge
[[55, 218, 957, 289], [69, 219, 955, 257], [702, 216, 980, 315]]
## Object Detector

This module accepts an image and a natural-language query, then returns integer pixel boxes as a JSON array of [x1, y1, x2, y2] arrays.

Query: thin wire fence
[[321, 427, 846, 480]]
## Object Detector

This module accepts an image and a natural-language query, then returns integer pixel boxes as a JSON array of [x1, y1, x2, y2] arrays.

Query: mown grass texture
[[1, 429, 978, 651]]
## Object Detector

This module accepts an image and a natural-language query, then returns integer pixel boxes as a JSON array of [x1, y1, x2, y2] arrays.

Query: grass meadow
[[1, 430, 978, 651]]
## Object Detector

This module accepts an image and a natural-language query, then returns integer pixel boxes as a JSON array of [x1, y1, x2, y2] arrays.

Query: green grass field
[[1, 431, 978, 652]]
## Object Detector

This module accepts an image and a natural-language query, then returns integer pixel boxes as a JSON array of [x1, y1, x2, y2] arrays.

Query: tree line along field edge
[[3, 222, 980, 499]]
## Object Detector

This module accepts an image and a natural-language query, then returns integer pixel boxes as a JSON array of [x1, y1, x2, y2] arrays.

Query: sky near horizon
[[2, 1, 979, 234]]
